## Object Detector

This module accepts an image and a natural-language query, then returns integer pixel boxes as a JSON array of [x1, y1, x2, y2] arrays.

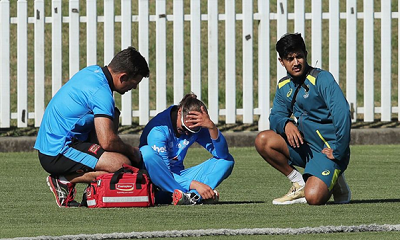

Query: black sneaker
[[46, 175, 77, 208]]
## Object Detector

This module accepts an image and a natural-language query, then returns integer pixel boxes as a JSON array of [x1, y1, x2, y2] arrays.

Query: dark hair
[[178, 93, 207, 117], [108, 46, 150, 79], [276, 33, 307, 59]]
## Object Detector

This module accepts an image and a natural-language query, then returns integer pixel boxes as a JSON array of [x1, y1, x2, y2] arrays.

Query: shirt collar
[[101, 66, 115, 91], [288, 64, 312, 84]]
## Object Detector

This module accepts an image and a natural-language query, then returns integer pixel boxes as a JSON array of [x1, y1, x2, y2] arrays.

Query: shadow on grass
[[326, 199, 400, 205], [215, 201, 266, 205]]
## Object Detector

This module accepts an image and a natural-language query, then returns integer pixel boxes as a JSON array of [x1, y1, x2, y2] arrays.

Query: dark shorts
[[285, 137, 350, 191], [38, 139, 105, 176]]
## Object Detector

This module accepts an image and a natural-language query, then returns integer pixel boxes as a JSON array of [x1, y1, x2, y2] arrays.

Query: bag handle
[[110, 164, 144, 190]]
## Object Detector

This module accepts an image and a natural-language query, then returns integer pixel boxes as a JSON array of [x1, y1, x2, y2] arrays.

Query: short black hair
[[108, 46, 150, 79], [276, 33, 307, 59]]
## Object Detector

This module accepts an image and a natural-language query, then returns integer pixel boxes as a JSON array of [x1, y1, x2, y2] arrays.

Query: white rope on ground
[[3, 224, 400, 240]]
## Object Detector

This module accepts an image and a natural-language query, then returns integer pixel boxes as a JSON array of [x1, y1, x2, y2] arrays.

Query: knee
[[254, 130, 275, 152], [304, 180, 330, 205], [140, 145, 158, 166], [305, 194, 328, 205]]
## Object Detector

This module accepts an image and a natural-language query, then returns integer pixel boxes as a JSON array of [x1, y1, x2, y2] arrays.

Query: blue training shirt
[[139, 105, 230, 174], [270, 67, 351, 161], [34, 65, 115, 156]]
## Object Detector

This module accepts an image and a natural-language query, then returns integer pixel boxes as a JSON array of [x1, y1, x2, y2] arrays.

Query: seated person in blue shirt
[[139, 93, 235, 205], [34, 47, 149, 207]]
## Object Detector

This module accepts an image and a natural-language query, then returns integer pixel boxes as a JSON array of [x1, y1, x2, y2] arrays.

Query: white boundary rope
[[3, 224, 400, 240]]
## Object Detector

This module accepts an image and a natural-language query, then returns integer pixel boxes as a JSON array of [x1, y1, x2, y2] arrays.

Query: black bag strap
[[110, 166, 145, 190], [288, 67, 316, 117], [289, 82, 309, 117]]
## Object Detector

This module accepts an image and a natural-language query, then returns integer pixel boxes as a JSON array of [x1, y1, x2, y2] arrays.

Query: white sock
[[58, 176, 70, 184], [287, 169, 305, 186]]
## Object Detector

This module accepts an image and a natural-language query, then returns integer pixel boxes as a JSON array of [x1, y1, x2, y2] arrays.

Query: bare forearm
[[101, 136, 141, 164], [208, 123, 219, 140]]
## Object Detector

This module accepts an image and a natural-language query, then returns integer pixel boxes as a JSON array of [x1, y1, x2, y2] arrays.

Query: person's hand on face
[[184, 106, 214, 130]]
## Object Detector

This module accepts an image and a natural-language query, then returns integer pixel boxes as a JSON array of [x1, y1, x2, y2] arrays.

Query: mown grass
[[1, 145, 399, 239]]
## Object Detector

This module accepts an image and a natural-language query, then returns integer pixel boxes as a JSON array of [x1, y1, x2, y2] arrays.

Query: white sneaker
[[272, 182, 307, 205], [332, 174, 351, 204]]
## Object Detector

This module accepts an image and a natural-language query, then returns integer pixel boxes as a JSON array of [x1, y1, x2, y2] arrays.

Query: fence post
[[173, 0, 184, 105], [294, 0, 305, 36], [381, 0, 392, 121], [191, 0, 202, 101], [104, 0, 114, 66], [69, 0, 80, 78], [225, 0, 236, 124], [52, 0, 62, 96], [139, 0, 149, 125], [398, 0, 400, 121], [34, 0, 45, 127], [17, 0, 28, 127], [258, 0, 270, 131], [121, 0, 132, 125], [346, 0, 357, 121], [363, 0, 374, 122], [156, 0, 167, 114], [276, 0, 287, 82], [86, 0, 97, 66], [208, 0, 219, 123], [243, 0, 254, 124], [0, 0, 10, 128], [311, 0, 322, 68], [329, 0, 339, 83]]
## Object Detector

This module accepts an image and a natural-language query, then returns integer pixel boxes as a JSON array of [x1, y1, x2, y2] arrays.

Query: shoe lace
[[189, 193, 200, 205], [289, 184, 303, 195], [55, 181, 76, 206], [66, 184, 77, 203]]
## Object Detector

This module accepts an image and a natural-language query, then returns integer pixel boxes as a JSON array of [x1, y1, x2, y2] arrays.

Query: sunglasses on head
[[180, 111, 201, 134]]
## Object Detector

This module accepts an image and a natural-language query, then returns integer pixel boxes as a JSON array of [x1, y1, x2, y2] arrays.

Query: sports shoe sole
[[333, 190, 351, 204], [172, 189, 184, 205], [333, 174, 351, 204], [46, 176, 63, 208], [272, 197, 307, 205]]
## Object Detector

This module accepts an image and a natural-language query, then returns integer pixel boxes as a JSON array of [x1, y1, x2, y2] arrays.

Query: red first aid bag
[[85, 164, 155, 208]]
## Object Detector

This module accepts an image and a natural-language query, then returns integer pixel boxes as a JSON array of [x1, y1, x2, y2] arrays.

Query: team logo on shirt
[[88, 144, 101, 155], [322, 170, 331, 176], [303, 85, 310, 99], [287, 88, 293, 97], [152, 145, 167, 153]]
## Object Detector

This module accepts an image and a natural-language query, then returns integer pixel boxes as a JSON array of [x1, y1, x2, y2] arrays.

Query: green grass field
[[1, 145, 400, 239]]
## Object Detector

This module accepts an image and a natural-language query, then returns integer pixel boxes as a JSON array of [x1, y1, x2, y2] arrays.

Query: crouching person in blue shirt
[[139, 93, 235, 205]]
